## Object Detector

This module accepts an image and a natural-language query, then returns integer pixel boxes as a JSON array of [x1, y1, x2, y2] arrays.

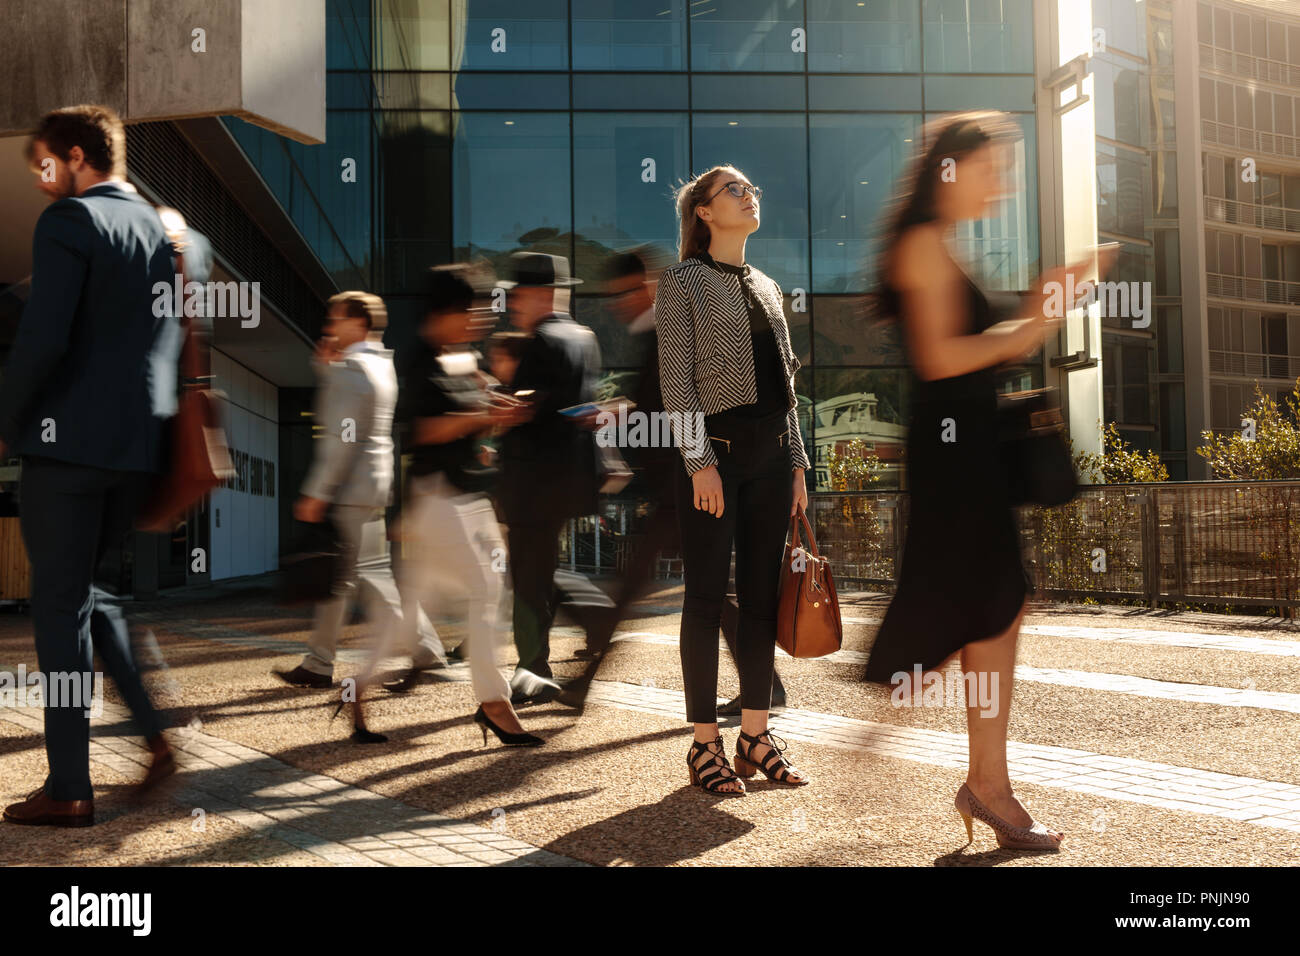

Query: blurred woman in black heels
[[864, 111, 1095, 849]]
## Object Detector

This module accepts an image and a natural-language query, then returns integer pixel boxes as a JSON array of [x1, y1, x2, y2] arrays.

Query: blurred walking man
[[275, 292, 416, 712], [0, 105, 177, 827], [495, 252, 615, 704]]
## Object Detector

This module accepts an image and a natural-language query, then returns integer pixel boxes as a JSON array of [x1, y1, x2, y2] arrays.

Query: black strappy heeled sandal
[[687, 736, 746, 796], [734, 729, 808, 786]]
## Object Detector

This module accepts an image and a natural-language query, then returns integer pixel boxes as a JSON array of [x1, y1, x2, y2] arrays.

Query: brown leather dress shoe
[[133, 735, 177, 799], [3, 787, 93, 827]]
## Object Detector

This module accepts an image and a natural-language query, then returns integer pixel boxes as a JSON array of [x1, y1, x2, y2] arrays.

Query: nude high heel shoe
[[955, 783, 1063, 851]]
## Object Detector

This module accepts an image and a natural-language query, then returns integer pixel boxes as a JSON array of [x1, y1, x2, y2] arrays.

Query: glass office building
[[270, 0, 1046, 491]]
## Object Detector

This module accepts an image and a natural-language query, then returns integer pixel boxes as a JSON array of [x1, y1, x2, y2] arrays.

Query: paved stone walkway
[[0, 701, 580, 867], [109, 611, 1300, 839], [583, 681, 1300, 833]]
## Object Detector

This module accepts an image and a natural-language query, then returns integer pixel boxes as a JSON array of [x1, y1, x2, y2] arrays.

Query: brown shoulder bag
[[776, 506, 843, 658], [136, 207, 236, 532]]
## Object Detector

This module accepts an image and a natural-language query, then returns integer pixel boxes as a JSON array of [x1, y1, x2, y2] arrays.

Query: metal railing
[[1202, 119, 1299, 161], [1207, 271, 1300, 307], [1208, 349, 1299, 379], [1205, 195, 1300, 235], [1200, 42, 1300, 89], [570, 481, 1300, 615]]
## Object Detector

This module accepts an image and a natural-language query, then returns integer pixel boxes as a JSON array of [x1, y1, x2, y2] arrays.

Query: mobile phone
[[559, 402, 600, 418]]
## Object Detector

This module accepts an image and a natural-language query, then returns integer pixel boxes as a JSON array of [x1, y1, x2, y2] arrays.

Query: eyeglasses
[[705, 181, 762, 203]]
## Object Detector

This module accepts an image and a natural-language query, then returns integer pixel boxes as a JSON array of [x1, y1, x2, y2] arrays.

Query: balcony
[[1202, 120, 1299, 162], [1207, 272, 1300, 306], [1204, 195, 1300, 235], [1200, 43, 1300, 89], [1208, 350, 1300, 379]]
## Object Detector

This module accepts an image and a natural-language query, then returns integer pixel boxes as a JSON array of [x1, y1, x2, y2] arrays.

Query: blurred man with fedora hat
[[494, 252, 619, 704]]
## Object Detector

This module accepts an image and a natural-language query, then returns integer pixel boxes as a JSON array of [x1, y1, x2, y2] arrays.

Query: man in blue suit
[[0, 105, 179, 827]]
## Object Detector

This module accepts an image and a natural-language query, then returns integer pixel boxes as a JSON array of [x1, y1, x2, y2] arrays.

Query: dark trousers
[[20, 456, 165, 801], [676, 410, 793, 723], [508, 514, 614, 679]]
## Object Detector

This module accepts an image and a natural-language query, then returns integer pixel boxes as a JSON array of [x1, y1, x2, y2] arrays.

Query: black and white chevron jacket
[[654, 255, 811, 475]]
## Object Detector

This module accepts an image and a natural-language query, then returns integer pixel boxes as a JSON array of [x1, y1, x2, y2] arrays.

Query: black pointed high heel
[[332, 696, 388, 744], [474, 705, 542, 747]]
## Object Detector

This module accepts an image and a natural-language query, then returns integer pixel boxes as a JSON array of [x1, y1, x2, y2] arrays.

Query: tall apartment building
[[1094, 0, 1300, 479]]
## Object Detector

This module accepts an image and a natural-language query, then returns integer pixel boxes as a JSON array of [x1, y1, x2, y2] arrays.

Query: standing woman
[[656, 165, 811, 795], [864, 111, 1089, 849]]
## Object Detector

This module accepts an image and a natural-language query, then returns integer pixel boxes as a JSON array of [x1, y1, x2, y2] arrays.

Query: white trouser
[[300, 505, 445, 677], [380, 472, 511, 703]]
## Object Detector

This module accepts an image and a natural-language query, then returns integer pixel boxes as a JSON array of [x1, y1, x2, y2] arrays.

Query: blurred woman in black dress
[[865, 111, 1091, 850]]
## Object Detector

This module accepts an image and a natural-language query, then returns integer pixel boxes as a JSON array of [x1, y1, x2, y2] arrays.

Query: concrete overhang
[[0, 0, 325, 145]]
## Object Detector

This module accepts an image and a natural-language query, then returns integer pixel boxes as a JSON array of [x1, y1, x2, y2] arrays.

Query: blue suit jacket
[[0, 182, 188, 473]]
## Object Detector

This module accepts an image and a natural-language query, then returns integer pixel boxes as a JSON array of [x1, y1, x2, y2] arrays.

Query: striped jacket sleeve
[[772, 278, 812, 471], [655, 267, 718, 474]]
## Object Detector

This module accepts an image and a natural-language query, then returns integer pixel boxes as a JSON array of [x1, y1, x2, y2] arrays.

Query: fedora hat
[[495, 251, 584, 289]]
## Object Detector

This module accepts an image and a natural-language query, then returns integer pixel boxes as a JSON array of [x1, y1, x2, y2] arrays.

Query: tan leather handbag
[[777, 506, 843, 658], [136, 207, 235, 532]]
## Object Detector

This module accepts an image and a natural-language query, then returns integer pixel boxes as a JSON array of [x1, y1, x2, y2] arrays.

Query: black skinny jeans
[[675, 408, 793, 723]]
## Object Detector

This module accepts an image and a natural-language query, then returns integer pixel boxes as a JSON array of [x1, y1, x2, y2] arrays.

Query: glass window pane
[[1092, 0, 1144, 57], [812, 368, 910, 491], [812, 295, 904, 366], [573, 73, 690, 110], [810, 113, 917, 293], [452, 112, 571, 266], [691, 75, 805, 111], [809, 75, 922, 112], [1096, 143, 1148, 238], [332, 0, 376, 71], [690, 0, 807, 73], [922, 0, 1033, 73], [571, 0, 686, 70], [375, 72, 450, 109], [923, 76, 1035, 113], [378, 0, 449, 71], [453, 0, 568, 70], [1155, 228, 1180, 296], [691, 114, 809, 291], [806, 0, 920, 73], [1157, 306, 1182, 373], [379, 112, 451, 293], [452, 72, 569, 108], [572, 113, 689, 280]]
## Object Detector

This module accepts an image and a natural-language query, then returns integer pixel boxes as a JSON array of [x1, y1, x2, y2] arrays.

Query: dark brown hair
[[672, 165, 741, 263], [26, 104, 126, 178], [328, 290, 387, 331], [872, 110, 1021, 323]]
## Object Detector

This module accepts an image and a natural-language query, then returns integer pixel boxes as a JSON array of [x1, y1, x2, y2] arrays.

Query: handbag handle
[[787, 504, 821, 560], [155, 206, 204, 386]]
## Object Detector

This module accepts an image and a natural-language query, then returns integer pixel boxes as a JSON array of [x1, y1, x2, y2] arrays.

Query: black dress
[[863, 265, 1033, 682]]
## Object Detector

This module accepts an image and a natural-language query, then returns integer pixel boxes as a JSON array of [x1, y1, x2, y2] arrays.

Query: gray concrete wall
[[0, 0, 324, 144], [241, 0, 326, 144], [0, 0, 127, 131], [127, 0, 243, 123]]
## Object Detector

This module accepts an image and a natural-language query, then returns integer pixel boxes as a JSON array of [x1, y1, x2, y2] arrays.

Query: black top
[[406, 350, 493, 491], [696, 251, 787, 418], [863, 264, 1032, 683]]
